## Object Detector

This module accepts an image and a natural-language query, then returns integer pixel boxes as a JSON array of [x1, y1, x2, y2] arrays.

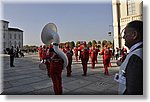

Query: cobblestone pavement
[[1, 53, 119, 95]]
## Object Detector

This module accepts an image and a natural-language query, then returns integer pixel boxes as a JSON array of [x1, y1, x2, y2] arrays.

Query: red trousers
[[104, 64, 109, 75], [51, 72, 62, 95], [103, 58, 110, 75], [95, 57, 98, 64], [39, 53, 42, 61], [48, 64, 63, 95], [75, 55, 78, 62], [51, 74, 62, 95], [91, 58, 96, 68]]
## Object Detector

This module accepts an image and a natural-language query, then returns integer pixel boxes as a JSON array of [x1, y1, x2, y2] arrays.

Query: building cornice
[[0, 20, 9, 23], [8, 28, 23, 32]]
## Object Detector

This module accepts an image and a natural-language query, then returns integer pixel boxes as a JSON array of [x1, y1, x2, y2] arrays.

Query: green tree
[[107, 41, 112, 45], [70, 41, 75, 49], [97, 41, 101, 45], [87, 41, 92, 48], [97, 41, 101, 49], [23, 45, 38, 53], [102, 40, 107, 47], [92, 40, 97, 46], [23, 45, 30, 51], [64, 41, 70, 48], [65, 41, 69, 45], [59, 43, 65, 49], [76, 41, 80, 47], [107, 41, 113, 48]]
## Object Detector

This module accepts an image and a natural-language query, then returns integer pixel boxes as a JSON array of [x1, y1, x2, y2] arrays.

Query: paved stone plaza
[[1, 53, 119, 95]]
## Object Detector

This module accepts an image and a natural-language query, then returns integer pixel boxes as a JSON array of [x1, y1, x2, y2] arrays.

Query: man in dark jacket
[[117, 20, 143, 95], [9, 46, 15, 67]]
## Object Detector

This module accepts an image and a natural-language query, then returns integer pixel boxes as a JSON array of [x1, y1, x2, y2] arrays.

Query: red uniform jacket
[[100, 48, 111, 64], [42, 49, 47, 59], [38, 47, 43, 59], [81, 47, 89, 61], [74, 47, 78, 56], [89, 48, 97, 60], [47, 53, 64, 77]]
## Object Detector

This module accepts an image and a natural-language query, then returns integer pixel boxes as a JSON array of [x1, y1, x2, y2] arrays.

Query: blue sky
[[2, 1, 113, 46]]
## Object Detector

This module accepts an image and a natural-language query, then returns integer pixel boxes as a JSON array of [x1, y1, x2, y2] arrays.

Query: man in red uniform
[[100, 44, 111, 75], [46, 47, 64, 95], [120, 47, 127, 63], [78, 44, 83, 61], [108, 46, 112, 67], [41, 45, 47, 63], [45, 44, 53, 73], [80, 42, 89, 76], [63, 44, 73, 77], [95, 46, 100, 64], [89, 45, 97, 68], [38, 45, 43, 61], [74, 46, 78, 62]]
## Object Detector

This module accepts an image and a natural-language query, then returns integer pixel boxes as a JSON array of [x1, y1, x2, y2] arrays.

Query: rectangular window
[[14, 41, 17, 48], [14, 34, 16, 39], [3, 33, 5, 39], [127, 0, 136, 15], [19, 42, 21, 48], [10, 34, 12, 39], [9, 41, 12, 47], [3, 42, 6, 48], [19, 34, 21, 39]]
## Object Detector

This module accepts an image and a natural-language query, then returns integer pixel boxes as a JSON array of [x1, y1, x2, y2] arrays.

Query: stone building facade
[[112, 0, 143, 50], [1, 20, 23, 53]]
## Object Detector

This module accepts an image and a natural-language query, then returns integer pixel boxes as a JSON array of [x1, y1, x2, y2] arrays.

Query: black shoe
[[67, 74, 71, 77], [11, 65, 15, 67]]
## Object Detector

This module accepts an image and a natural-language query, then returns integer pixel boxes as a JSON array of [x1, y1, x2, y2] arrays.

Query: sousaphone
[[39, 23, 68, 70]]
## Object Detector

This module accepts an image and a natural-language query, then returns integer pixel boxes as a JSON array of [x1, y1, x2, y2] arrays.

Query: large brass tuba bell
[[41, 23, 57, 45], [40, 23, 68, 69]]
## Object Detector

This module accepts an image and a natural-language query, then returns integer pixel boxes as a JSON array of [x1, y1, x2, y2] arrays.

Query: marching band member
[[89, 45, 97, 68], [80, 42, 89, 76], [74, 46, 79, 62], [38, 45, 43, 61], [47, 46, 64, 95], [95, 46, 100, 64], [63, 43, 73, 77], [100, 43, 111, 75], [41, 23, 68, 95]]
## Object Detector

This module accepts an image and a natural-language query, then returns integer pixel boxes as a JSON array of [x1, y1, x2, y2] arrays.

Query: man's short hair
[[127, 20, 143, 40]]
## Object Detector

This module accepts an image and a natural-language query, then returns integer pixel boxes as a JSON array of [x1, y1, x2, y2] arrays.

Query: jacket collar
[[129, 42, 143, 53]]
